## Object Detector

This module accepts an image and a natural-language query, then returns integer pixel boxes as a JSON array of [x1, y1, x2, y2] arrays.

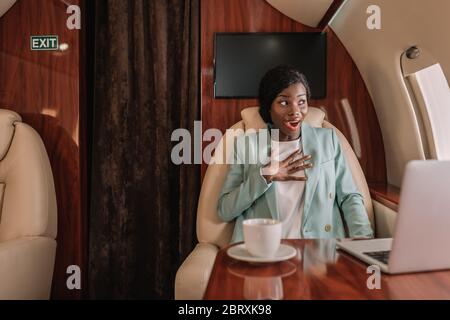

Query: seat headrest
[[0, 109, 22, 161], [241, 106, 325, 130]]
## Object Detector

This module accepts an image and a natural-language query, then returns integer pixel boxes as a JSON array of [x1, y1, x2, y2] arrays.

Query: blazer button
[[329, 192, 334, 199], [325, 224, 332, 232]]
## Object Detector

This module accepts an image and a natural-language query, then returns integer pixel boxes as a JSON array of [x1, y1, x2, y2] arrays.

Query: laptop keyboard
[[364, 250, 391, 265]]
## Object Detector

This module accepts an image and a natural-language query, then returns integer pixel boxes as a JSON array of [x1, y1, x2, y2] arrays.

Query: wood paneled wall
[[201, 0, 386, 184], [0, 0, 86, 299]]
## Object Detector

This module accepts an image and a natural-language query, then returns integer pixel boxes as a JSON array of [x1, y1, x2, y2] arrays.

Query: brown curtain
[[89, 0, 200, 299]]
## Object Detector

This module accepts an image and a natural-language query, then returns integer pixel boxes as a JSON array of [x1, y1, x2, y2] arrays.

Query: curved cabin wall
[[330, 0, 450, 186], [0, 0, 86, 299], [201, 0, 386, 186]]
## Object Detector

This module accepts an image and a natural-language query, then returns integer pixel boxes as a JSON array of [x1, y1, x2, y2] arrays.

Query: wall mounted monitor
[[214, 32, 327, 99]]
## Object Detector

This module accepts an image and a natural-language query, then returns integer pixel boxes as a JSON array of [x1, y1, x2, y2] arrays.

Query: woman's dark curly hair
[[258, 65, 311, 124]]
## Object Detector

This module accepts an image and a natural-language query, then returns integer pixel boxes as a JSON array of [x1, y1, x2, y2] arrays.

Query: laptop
[[337, 160, 450, 274]]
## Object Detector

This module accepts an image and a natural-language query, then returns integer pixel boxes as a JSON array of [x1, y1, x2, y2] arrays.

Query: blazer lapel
[[264, 183, 279, 220], [301, 122, 321, 227], [259, 125, 279, 221]]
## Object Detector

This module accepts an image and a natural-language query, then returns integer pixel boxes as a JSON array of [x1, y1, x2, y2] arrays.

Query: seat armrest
[[175, 243, 219, 300], [0, 236, 56, 299], [373, 200, 397, 238]]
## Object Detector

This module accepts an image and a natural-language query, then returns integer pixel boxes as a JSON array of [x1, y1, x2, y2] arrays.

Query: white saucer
[[227, 244, 297, 263]]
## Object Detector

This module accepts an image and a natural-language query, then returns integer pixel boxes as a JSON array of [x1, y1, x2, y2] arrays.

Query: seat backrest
[[0, 109, 57, 242], [197, 107, 374, 248]]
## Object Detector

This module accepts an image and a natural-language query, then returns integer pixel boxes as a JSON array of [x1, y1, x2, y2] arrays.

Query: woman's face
[[270, 82, 308, 141]]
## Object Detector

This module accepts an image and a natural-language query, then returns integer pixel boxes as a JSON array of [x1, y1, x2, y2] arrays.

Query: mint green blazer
[[217, 122, 374, 244]]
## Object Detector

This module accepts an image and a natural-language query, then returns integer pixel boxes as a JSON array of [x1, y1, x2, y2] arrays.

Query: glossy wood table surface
[[203, 239, 450, 300]]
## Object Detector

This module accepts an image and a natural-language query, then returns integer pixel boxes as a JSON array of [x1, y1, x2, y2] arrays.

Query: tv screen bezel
[[213, 32, 327, 99]]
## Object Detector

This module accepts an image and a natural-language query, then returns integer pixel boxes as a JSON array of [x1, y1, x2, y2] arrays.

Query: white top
[[270, 137, 306, 239]]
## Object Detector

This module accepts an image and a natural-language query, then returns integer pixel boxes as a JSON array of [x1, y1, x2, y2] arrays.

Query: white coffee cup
[[243, 219, 281, 258]]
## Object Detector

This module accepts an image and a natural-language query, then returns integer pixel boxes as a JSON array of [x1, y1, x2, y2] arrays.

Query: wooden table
[[203, 239, 450, 300]]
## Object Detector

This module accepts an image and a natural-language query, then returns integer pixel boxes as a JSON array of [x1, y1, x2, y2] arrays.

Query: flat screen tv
[[214, 32, 327, 99]]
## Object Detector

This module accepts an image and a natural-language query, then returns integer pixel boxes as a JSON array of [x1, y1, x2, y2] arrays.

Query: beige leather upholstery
[[373, 200, 397, 238], [0, 109, 57, 299], [0, 109, 19, 160], [322, 120, 375, 228], [175, 106, 374, 300], [174, 243, 219, 300]]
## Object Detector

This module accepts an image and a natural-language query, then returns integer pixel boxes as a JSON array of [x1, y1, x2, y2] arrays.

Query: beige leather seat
[[175, 107, 374, 300], [0, 109, 57, 300]]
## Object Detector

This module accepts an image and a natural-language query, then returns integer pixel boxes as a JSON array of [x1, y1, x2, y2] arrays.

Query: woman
[[218, 65, 373, 244]]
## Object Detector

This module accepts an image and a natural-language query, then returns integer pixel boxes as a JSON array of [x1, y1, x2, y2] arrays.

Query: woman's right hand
[[261, 149, 313, 183]]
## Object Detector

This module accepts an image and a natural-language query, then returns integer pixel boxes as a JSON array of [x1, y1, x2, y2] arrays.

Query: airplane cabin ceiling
[[265, 0, 334, 27], [0, 0, 17, 19]]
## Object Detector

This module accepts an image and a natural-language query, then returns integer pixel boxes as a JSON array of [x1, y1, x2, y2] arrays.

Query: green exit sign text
[[30, 36, 59, 51]]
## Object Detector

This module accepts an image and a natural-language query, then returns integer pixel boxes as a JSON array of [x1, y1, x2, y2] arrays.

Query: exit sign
[[30, 35, 59, 51]]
